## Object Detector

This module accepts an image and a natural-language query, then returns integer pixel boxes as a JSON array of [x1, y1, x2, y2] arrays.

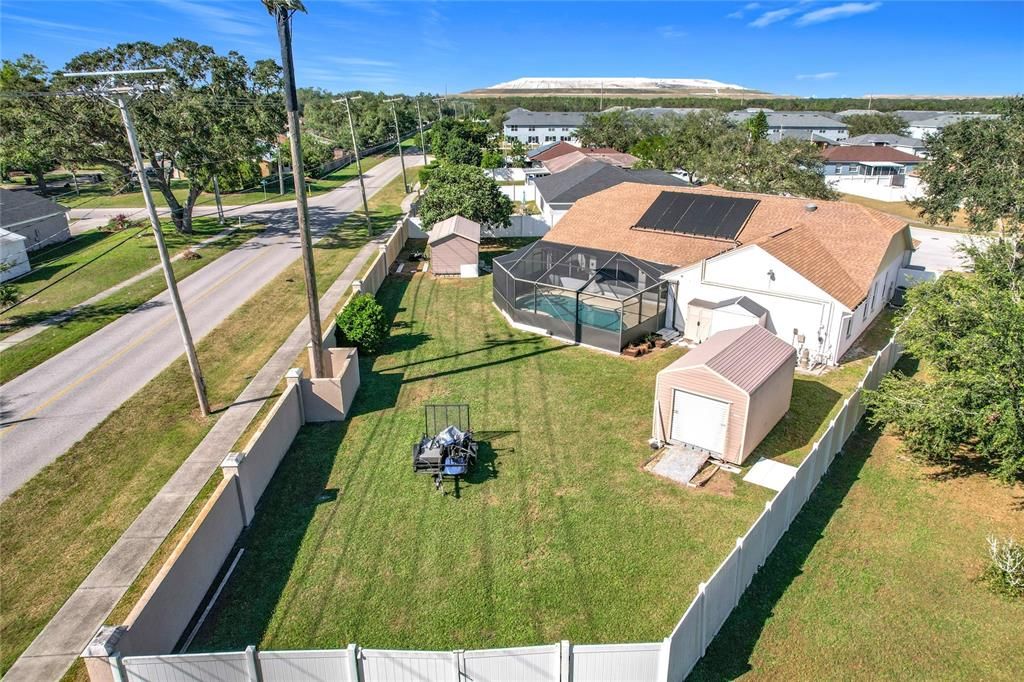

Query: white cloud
[[795, 2, 882, 27], [727, 11, 745, 20], [744, 2, 762, 9], [658, 25, 687, 39], [749, 7, 800, 28], [154, 0, 264, 36], [3, 13, 110, 34], [796, 71, 839, 80], [329, 57, 397, 68]]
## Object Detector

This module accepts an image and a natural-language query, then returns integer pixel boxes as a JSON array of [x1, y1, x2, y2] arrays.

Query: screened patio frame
[[492, 241, 672, 352]]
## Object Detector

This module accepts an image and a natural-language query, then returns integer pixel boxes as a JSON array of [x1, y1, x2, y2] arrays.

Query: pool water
[[516, 292, 621, 331]]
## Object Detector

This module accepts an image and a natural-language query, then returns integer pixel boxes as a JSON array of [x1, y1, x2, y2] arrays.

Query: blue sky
[[1, 1, 1022, 98]]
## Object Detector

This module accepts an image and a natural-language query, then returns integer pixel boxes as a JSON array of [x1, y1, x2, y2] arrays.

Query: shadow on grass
[[751, 379, 842, 462], [182, 420, 351, 652], [688, 422, 881, 681]]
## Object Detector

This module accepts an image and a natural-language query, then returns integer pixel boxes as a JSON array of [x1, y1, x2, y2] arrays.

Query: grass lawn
[[186, 259, 877, 654], [58, 154, 387, 210], [52, 172, 418, 682], [0, 221, 262, 383], [0, 212, 379, 674], [691, 362, 1024, 680], [841, 194, 973, 231]]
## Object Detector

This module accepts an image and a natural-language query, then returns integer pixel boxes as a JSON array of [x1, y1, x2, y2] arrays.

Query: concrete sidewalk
[[2, 224, 398, 682], [0, 225, 240, 352]]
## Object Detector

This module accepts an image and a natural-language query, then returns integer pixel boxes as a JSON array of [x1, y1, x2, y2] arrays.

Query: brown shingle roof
[[822, 145, 922, 164], [543, 183, 910, 309], [530, 141, 580, 162]]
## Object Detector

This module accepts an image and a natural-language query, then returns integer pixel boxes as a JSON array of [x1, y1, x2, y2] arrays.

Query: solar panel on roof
[[634, 192, 758, 240]]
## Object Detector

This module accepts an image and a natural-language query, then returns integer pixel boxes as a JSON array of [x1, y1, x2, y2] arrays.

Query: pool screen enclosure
[[492, 241, 672, 352]]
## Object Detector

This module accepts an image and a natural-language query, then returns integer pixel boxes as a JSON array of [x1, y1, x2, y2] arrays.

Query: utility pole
[[213, 175, 225, 224], [64, 68, 210, 416], [333, 95, 372, 236], [265, 0, 324, 378], [415, 99, 428, 166], [385, 97, 409, 193]]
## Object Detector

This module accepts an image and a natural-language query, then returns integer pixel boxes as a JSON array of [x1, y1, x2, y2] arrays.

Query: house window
[[844, 317, 853, 339], [509, 125, 518, 132], [560, 136, 570, 141], [563, 127, 570, 132], [545, 136, 556, 142], [528, 126, 535, 131], [528, 135, 539, 144], [862, 302, 868, 321], [869, 281, 879, 311]]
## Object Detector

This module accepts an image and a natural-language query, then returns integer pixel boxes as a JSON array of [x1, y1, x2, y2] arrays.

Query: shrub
[[335, 293, 388, 354], [418, 161, 440, 187], [983, 535, 1024, 598], [103, 213, 132, 231]]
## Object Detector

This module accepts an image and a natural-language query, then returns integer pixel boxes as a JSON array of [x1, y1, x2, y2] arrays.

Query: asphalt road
[[0, 156, 420, 501]]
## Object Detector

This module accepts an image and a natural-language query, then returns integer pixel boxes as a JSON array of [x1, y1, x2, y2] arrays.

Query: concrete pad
[[651, 447, 709, 486], [18, 587, 124, 657], [743, 458, 798, 491]]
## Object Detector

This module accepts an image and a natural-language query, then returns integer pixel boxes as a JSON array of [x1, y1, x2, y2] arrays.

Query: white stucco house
[[541, 183, 913, 366], [503, 108, 588, 147]]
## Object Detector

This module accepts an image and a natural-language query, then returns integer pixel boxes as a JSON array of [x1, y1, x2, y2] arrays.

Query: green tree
[[864, 238, 1024, 482], [745, 110, 769, 141], [0, 56, 64, 192], [418, 163, 513, 228], [335, 293, 388, 354], [913, 97, 1024, 235], [443, 136, 483, 166], [281, 133, 333, 171], [844, 112, 909, 137], [480, 148, 504, 168], [41, 41, 285, 234], [507, 139, 528, 168], [576, 110, 658, 151]]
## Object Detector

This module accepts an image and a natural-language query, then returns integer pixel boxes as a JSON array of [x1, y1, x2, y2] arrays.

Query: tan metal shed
[[428, 215, 481, 277], [653, 325, 796, 465]]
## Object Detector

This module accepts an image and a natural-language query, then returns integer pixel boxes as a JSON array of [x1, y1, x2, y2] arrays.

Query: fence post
[[285, 368, 305, 424], [243, 645, 258, 682], [81, 625, 127, 682], [453, 649, 466, 682], [560, 640, 571, 682], [346, 643, 360, 682], [733, 537, 744, 605], [655, 635, 672, 682], [697, 582, 708, 654]]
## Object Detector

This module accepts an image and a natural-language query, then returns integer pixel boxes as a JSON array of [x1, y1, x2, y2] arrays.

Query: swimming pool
[[515, 292, 621, 331]]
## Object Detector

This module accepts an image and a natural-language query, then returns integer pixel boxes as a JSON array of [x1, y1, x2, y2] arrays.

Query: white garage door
[[670, 389, 729, 454]]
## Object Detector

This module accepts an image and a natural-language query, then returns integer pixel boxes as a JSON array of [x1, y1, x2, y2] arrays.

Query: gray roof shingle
[[535, 161, 688, 206]]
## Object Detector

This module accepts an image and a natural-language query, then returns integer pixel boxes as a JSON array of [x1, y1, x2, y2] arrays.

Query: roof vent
[[804, 203, 818, 213]]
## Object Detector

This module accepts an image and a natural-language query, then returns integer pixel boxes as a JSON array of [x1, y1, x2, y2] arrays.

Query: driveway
[[908, 226, 971, 274], [0, 156, 422, 501]]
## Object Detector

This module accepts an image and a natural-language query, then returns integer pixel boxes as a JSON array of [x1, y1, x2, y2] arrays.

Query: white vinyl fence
[[95, 333, 903, 682]]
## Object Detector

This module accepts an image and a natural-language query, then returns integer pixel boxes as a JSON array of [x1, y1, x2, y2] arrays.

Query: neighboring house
[[428, 215, 481, 277], [905, 112, 999, 139], [821, 145, 925, 201], [0, 188, 71, 252], [619, 107, 709, 120], [527, 141, 638, 171], [542, 149, 639, 174], [726, 109, 849, 142], [0, 228, 31, 282], [831, 109, 881, 120], [534, 160, 688, 226], [841, 133, 928, 157], [503, 108, 589, 147], [533, 183, 912, 365]]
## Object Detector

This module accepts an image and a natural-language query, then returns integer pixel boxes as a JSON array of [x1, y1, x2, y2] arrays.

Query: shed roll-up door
[[670, 389, 729, 454]]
